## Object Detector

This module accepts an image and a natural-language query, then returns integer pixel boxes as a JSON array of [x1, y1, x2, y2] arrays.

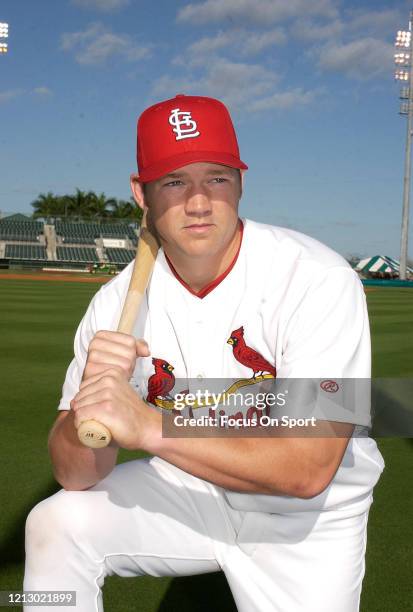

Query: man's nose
[[184, 186, 212, 216]]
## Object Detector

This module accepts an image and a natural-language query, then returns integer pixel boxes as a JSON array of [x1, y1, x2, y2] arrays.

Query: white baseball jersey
[[59, 219, 384, 514]]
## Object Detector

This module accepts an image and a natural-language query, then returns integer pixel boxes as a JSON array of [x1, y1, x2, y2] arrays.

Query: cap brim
[[138, 151, 248, 183]]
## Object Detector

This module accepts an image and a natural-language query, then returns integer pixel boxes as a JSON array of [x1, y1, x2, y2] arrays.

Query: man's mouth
[[184, 223, 214, 233]]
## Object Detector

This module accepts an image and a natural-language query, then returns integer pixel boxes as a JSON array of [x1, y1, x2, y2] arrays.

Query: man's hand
[[49, 330, 151, 490], [82, 330, 150, 381], [71, 368, 160, 451], [72, 330, 157, 451]]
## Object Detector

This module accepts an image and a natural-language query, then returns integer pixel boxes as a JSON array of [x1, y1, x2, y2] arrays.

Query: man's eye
[[163, 180, 183, 187], [211, 177, 227, 183]]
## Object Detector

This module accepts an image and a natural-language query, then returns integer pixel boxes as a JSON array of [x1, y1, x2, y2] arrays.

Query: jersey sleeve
[[57, 295, 99, 411], [57, 283, 123, 411], [275, 266, 371, 427]]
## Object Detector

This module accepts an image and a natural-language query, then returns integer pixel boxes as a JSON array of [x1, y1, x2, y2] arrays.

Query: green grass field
[[0, 280, 412, 611]]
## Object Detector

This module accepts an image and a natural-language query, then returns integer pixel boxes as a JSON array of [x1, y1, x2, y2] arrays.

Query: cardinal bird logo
[[227, 326, 276, 379], [146, 358, 175, 405]]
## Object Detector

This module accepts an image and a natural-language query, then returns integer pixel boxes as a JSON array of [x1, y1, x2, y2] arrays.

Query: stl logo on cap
[[168, 108, 200, 141]]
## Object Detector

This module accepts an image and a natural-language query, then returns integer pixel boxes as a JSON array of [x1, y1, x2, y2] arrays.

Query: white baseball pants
[[24, 456, 372, 612]]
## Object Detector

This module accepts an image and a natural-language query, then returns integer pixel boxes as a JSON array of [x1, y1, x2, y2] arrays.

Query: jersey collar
[[165, 220, 244, 299]]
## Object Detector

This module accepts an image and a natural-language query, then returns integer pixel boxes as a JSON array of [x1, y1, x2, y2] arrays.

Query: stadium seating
[[5, 244, 47, 260], [100, 224, 138, 240], [0, 217, 138, 269], [105, 248, 135, 264], [55, 222, 99, 244], [56, 247, 99, 263], [61, 235, 97, 245], [0, 221, 43, 241], [55, 221, 137, 245]]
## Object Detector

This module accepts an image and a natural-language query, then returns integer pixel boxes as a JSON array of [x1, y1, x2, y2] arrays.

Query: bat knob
[[77, 420, 112, 449]]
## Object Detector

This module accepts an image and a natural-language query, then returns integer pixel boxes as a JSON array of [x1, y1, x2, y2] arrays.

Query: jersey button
[[197, 374, 204, 380]]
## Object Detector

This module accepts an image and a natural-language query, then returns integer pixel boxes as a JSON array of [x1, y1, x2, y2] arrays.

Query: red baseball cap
[[136, 94, 248, 183]]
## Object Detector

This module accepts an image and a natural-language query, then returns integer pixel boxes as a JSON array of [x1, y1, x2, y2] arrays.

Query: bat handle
[[77, 419, 112, 449], [76, 210, 159, 450]]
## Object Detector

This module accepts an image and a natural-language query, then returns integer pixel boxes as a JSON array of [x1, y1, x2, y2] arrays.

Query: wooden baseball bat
[[77, 209, 160, 449]]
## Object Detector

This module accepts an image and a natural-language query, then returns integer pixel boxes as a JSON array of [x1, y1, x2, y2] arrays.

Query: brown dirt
[[0, 271, 110, 283]]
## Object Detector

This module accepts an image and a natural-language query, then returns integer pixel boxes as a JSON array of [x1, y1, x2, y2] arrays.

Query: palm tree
[[31, 190, 143, 224], [65, 189, 96, 221], [89, 192, 116, 222], [108, 198, 143, 224], [31, 192, 65, 222]]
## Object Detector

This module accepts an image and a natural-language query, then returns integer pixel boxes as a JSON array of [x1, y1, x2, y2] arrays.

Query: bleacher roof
[[0, 213, 34, 222]]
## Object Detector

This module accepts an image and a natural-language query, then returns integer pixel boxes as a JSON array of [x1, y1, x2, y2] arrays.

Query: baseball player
[[24, 95, 384, 612]]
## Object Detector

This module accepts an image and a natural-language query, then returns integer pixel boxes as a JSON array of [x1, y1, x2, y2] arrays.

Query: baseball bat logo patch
[[169, 108, 200, 141]]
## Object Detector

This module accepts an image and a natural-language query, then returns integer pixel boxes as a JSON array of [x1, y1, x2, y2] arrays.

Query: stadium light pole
[[394, 16, 413, 280], [0, 22, 8, 54]]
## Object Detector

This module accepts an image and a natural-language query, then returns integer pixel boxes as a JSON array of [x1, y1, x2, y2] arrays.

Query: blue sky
[[0, 0, 411, 259]]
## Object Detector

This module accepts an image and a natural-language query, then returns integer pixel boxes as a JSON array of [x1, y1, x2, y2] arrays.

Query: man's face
[[132, 162, 243, 260]]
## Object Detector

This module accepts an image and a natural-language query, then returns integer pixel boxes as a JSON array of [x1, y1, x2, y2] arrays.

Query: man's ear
[[130, 173, 146, 210], [239, 169, 246, 198]]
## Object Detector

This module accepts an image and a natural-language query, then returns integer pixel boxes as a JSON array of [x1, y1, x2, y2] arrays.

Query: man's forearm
[[48, 410, 118, 491], [147, 416, 353, 499], [156, 435, 293, 495]]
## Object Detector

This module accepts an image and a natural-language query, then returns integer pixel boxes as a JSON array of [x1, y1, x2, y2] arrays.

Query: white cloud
[[242, 29, 287, 54], [152, 59, 277, 108], [346, 8, 402, 36], [61, 23, 150, 65], [205, 60, 277, 105], [0, 89, 24, 103], [72, 0, 130, 11], [317, 38, 394, 79], [248, 87, 320, 111], [77, 32, 147, 64], [61, 23, 103, 51], [151, 59, 318, 113], [292, 8, 401, 43], [182, 28, 286, 67], [292, 18, 344, 42], [188, 31, 234, 57], [32, 87, 52, 96], [178, 0, 338, 26], [152, 75, 195, 98]]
